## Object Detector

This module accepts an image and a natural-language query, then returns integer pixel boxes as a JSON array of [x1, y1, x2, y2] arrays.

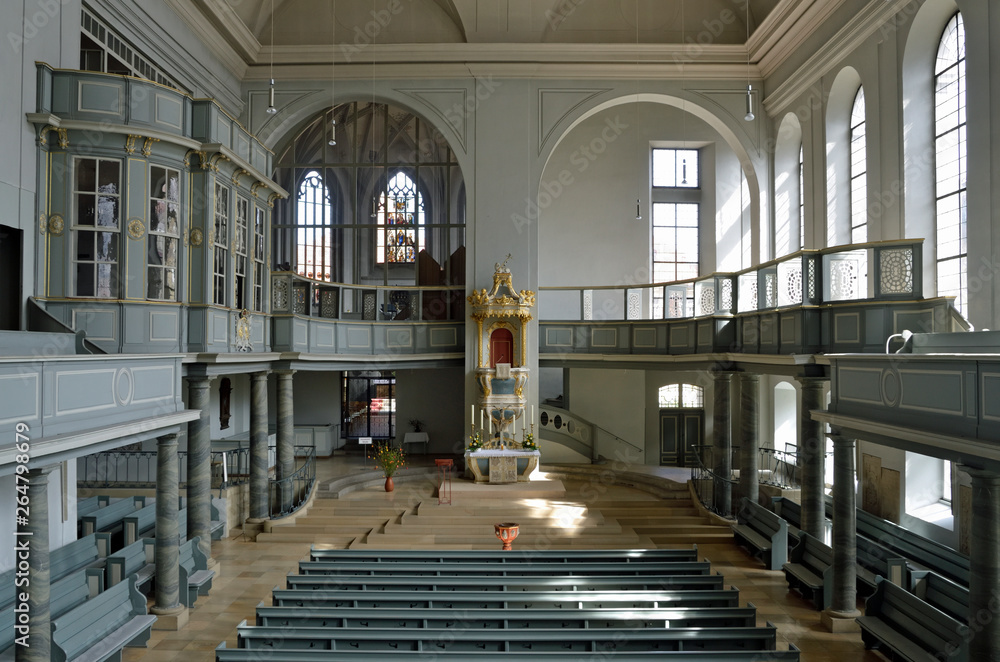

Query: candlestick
[[471, 404, 475, 424], [480, 409, 483, 430]]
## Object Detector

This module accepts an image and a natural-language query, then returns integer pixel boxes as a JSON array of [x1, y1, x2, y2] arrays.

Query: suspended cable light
[[744, 2, 755, 122], [328, 0, 337, 146], [266, 0, 278, 114]]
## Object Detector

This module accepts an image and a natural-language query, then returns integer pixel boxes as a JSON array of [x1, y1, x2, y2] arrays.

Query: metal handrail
[[268, 446, 316, 519], [78, 448, 251, 490]]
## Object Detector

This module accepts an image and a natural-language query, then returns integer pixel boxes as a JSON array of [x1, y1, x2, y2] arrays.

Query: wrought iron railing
[[689, 444, 738, 517], [268, 446, 316, 518], [78, 447, 252, 491], [759, 447, 800, 489]]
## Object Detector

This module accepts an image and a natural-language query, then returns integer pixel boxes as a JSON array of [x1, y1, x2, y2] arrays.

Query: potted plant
[[409, 418, 423, 433], [372, 442, 406, 492]]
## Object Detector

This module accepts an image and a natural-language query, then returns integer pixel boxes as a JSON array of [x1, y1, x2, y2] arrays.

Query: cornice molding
[[763, 0, 914, 115], [754, 0, 850, 77], [198, 0, 262, 62], [164, 0, 250, 80]]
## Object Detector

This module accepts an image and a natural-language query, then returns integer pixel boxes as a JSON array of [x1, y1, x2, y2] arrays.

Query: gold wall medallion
[[127, 218, 145, 240], [48, 214, 64, 236], [190, 228, 204, 246]]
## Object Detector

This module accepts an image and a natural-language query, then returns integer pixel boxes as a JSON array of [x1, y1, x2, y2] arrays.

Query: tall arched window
[[935, 13, 967, 316], [798, 144, 805, 249], [849, 88, 867, 243], [376, 171, 424, 264], [296, 170, 333, 281]]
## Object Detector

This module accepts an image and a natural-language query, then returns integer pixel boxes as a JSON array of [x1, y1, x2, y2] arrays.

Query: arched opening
[[774, 113, 803, 256], [489, 328, 514, 368]]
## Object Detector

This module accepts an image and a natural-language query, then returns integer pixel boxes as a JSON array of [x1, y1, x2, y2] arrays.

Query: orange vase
[[494, 522, 520, 551], [384, 476, 394, 492]]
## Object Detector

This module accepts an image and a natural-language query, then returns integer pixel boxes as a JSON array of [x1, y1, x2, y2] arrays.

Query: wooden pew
[[771, 496, 803, 541], [106, 539, 154, 591], [254, 604, 760, 629], [284, 573, 725, 593], [732, 497, 788, 570], [178, 536, 215, 608], [271, 587, 743, 610], [0, 533, 109, 611], [232, 621, 785, 654], [50, 576, 156, 662], [216, 644, 802, 661], [858, 577, 968, 662], [856, 534, 910, 595], [909, 569, 968, 623], [0, 568, 102, 654], [308, 547, 699, 564], [781, 532, 832, 610], [80, 496, 146, 537], [855, 509, 969, 586], [76, 495, 111, 518], [296, 560, 711, 577], [122, 502, 158, 546]]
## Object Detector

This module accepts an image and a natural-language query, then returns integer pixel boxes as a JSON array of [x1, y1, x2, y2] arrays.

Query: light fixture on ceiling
[[681, 158, 688, 186], [744, 2, 754, 122], [265, 0, 278, 115], [328, 0, 337, 146]]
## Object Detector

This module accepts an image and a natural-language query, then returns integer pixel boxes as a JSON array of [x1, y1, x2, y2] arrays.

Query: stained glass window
[[658, 384, 704, 408], [376, 172, 424, 264]]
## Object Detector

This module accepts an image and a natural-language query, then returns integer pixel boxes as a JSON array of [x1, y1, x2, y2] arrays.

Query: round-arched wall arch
[[825, 66, 863, 248], [774, 113, 803, 256]]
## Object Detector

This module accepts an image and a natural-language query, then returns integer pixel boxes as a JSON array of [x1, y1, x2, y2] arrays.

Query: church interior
[[2, 0, 1000, 659]]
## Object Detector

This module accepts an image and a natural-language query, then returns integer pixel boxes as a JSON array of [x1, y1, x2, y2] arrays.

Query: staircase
[[256, 465, 732, 550]]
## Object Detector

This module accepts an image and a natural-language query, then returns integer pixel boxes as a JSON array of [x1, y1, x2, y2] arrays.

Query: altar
[[465, 449, 540, 484]]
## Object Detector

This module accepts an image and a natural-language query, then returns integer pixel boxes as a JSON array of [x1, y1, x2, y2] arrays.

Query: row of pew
[[216, 547, 801, 661], [732, 495, 972, 662], [0, 495, 220, 661]]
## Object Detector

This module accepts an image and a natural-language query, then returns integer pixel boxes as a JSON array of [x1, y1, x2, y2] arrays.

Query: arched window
[[849, 88, 867, 243], [296, 170, 333, 281], [935, 13, 967, 316], [798, 144, 805, 249], [376, 171, 424, 264], [273, 102, 465, 288], [658, 384, 703, 408]]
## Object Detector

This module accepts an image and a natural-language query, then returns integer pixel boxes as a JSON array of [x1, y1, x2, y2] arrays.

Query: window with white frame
[[147, 165, 180, 301], [234, 196, 249, 310], [296, 170, 333, 280], [73, 157, 121, 298], [213, 183, 229, 306], [658, 384, 704, 408], [935, 13, 967, 316], [798, 144, 805, 249], [651, 148, 700, 318], [850, 88, 867, 243], [253, 206, 266, 312]]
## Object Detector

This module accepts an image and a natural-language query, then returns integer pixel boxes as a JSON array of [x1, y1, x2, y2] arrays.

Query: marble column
[[151, 433, 187, 629], [250, 371, 270, 519], [186, 377, 213, 568], [739, 373, 760, 506], [965, 467, 1000, 661], [822, 431, 860, 632], [797, 376, 827, 540], [15, 466, 54, 662], [275, 370, 296, 513], [713, 371, 734, 517]]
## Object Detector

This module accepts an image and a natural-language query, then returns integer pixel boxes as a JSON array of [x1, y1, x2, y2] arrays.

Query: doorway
[[0, 225, 22, 330], [657, 384, 705, 467]]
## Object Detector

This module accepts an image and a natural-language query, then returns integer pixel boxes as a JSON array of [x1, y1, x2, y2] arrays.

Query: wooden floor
[[123, 454, 883, 662]]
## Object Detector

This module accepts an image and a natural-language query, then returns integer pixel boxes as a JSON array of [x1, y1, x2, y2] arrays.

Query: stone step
[[255, 532, 360, 545], [277, 516, 400, 528], [597, 506, 699, 517], [611, 516, 711, 527], [645, 531, 735, 545]]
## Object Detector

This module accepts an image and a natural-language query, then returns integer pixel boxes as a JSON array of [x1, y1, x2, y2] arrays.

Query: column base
[[241, 517, 267, 541], [150, 604, 189, 630], [206, 557, 222, 574], [820, 608, 861, 632]]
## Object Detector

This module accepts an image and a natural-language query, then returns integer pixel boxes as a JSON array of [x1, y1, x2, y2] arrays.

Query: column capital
[[275, 369, 296, 376], [25, 464, 56, 478], [251, 370, 271, 380], [157, 432, 179, 445], [960, 464, 1000, 483], [738, 372, 760, 383], [795, 374, 829, 388], [186, 375, 211, 386]]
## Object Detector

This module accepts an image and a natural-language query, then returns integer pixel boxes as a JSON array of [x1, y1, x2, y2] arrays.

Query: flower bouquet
[[372, 442, 406, 477], [468, 429, 484, 451], [521, 433, 538, 451]]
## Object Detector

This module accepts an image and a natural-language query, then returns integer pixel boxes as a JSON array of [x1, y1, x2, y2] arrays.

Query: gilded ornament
[[48, 214, 64, 236], [141, 137, 159, 156], [127, 218, 145, 240], [38, 214, 46, 235], [190, 228, 204, 246], [124, 134, 139, 155]]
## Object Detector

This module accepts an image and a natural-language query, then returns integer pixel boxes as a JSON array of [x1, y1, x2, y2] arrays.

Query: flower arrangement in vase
[[467, 426, 484, 451], [372, 442, 406, 491], [521, 433, 538, 451]]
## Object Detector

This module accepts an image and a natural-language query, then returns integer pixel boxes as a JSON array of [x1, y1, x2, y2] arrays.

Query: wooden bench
[[216, 644, 801, 661], [733, 497, 788, 570], [858, 576, 968, 662], [177, 497, 227, 540], [106, 539, 154, 592], [0, 567, 102, 653], [76, 495, 111, 518], [308, 547, 699, 564], [909, 569, 969, 623], [0, 532, 109, 610], [122, 502, 158, 546], [255, 604, 759, 629], [782, 532, 833, 610], [271, 587, 743, 610], [233, 621, 784, 654], [50, 576, 156, 662], [855, 508, 969, 585], [178, 536, 215, 608], [771, 496, 803, 540], [284, 573, 726, 593], [856, 534, 910, 595], [296, 559, 712, 577], [80, 496, 145, 537]]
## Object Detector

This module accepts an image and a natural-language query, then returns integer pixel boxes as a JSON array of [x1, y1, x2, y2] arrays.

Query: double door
[[658, 409, 703, 467]]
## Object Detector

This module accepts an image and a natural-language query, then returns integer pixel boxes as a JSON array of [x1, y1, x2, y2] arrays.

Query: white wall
[[394, 368, 464, 455]]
